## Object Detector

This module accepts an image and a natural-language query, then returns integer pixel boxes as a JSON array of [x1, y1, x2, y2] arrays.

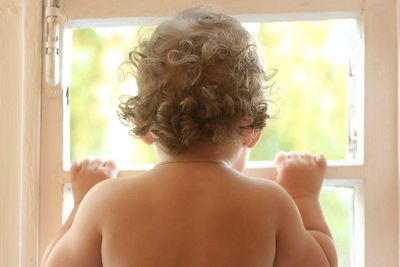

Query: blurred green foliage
[[70, 29, 105, 158], [70, 21, 348, 163], [70, 27, 158, 164], [320, 186, 354, 267], [250, 22, 347, 161], [70, 20, 355, 266]]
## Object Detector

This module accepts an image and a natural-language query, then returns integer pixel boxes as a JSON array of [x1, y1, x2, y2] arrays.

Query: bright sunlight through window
[[69, 20, 358, 168]]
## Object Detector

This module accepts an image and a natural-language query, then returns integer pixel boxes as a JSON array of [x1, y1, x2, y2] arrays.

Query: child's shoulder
[[236, 175, 296, 214], [235, 173, 288, 197], [87, 175, 145, 198], [79, 176, 141, 207]]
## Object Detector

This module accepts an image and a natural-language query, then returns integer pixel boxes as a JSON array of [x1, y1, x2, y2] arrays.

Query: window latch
[[45, 2, 66, 87]]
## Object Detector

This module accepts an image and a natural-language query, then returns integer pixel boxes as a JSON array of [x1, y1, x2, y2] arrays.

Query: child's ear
[[140, 131, 154, 145], [242, 130, 262, 148]]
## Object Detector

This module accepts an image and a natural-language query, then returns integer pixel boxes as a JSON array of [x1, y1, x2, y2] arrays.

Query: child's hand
[[274, 152, 327, 199], [70, 157, 118, 205]]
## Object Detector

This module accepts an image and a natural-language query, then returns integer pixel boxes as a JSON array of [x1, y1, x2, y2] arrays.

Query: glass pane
[[69, 19, 357, 166], [70, 26, 157, 167], [62, 184, 354, 266], [247, 20, 355, 161], [320, 186, 354, 267], [62, 183, 74, 223]]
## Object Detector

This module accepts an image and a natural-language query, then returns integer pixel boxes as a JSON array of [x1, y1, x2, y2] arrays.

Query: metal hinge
[[45, 1, 66, 87]]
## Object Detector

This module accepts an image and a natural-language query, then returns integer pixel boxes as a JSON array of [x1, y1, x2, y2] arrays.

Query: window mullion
[[58, 165, 364, 185]]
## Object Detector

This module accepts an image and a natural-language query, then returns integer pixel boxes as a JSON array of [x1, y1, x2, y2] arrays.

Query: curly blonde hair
[[118, 8, 272, 154]]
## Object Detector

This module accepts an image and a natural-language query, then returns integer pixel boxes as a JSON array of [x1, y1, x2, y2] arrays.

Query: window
[[64, 20, 358, 266], [68, 20, 357, 166], [40, 1, 399, 266]]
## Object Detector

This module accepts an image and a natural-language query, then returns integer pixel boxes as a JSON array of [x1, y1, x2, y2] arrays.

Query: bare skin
[[41, 135, 337, 267]]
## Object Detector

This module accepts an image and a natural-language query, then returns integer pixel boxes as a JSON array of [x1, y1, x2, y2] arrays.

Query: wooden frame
[[39, 0, 399, 266], [20, 0, 42, 264], [0, 0, 42, 266]]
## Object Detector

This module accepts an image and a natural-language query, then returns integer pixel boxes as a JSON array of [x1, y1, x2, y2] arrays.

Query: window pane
[[320, 186, 354, 267], [62, 184, 354, 266], [69, 19, 357, 166], [70, 26, 157, 167], [62, 183, 73, 224], [247, 20, 355, 161]]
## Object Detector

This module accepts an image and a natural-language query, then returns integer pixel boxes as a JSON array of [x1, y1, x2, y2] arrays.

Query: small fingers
[[104, 160, 117, 169], [93, 157, 105, 167], [82, 157, 94, 168], [274, 152, 288, 164], [276, 151, 318, 162], [104, 160, 118, 178], [288, 151, 300, 160], [301, 151, 314, 160], [70, 160, 82, 174], [315, 153, 327, 168]]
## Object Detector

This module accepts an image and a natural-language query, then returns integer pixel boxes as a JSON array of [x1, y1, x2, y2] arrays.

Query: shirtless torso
[[42, 152, 337, 267], [101, 164, 277, 267]]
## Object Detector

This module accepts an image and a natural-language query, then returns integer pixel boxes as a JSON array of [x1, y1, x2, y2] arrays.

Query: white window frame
[[39, 0, 399, 266]]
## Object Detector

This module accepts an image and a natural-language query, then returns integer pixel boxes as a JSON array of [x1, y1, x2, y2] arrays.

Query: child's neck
[[155, 158, 229, 168], [154, 141, 249, 172]]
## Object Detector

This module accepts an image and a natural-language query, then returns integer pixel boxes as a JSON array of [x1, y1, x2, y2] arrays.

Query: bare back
[[43, 157, 335, 267], [99, 163, 279, 267]]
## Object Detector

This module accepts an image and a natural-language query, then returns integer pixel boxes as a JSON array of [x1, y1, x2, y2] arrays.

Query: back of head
[[118, 8, 270, 154]]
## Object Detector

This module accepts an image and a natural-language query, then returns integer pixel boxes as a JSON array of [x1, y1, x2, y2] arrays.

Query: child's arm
[[272, 152, 337, 267], [41, 158, 118, 267]]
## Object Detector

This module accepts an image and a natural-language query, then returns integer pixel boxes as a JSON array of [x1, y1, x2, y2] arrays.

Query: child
[[42, 8, 337, 267]]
